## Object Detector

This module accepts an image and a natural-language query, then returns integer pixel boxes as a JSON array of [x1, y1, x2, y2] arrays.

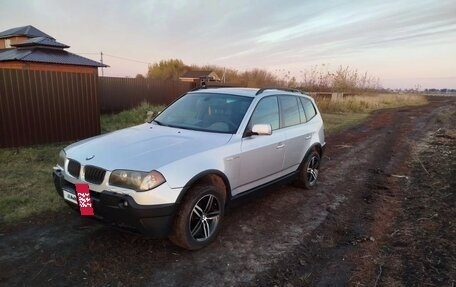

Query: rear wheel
[[295, 150, 321, 189], [170, 185, 225, 250]]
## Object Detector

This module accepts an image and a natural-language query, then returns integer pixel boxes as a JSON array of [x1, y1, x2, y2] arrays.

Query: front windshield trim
[[151, 119, 165, 126]]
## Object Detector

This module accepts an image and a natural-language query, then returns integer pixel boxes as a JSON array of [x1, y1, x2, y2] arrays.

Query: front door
[[236, 96, 285, 195]]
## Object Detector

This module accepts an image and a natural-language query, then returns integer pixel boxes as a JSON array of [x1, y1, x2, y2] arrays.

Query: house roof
[[180, 70, 217, 79], [0, 48, 108, 67], [0, 25, 55, 40], [12, 37, 70, 49], [0, 25, 106, 68]]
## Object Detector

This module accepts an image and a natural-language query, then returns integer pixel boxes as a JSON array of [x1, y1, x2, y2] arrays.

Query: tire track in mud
[[252, 97, 455, 286]]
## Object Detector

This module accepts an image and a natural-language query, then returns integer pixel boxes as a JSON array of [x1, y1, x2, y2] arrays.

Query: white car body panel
[[237, 129, 286, 195], [65, 124, 232, 172]]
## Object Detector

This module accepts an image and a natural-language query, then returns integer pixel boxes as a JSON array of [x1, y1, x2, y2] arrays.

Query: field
[[318, 93, 427, 133]]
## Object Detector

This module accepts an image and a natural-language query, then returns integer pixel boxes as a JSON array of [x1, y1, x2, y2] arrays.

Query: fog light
[[123, 200, 128, 207]]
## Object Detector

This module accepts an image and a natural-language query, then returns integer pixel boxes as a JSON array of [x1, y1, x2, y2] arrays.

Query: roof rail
[[190, 85, 209, 91], [255, 87, 303, 96]]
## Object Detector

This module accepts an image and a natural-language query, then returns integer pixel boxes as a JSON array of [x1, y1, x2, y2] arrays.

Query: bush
[[100, 102, 165, 133]]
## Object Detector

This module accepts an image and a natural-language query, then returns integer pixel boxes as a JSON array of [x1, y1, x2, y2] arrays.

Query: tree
[[135, 74, 145, 79], [147, 59, 188, 80], [241, 68, 280, 87]]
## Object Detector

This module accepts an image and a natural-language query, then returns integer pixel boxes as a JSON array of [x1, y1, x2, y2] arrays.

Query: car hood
[[65, 123, 233, 171]]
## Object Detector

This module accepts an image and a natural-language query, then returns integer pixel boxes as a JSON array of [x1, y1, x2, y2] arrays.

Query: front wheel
[[295, 150, 321, 189], [170, 185, 225, 250]]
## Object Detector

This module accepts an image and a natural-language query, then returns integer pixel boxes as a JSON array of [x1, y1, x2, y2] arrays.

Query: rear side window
[[279, 96, 300, 128], [300, 97, 317, 121], [297, 97, 306, 123], [248, 96, 279, 130]]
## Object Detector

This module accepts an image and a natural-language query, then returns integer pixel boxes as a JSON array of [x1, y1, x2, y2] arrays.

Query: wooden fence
[[0, 69, 100, 148], [99, 77, 195, 113]]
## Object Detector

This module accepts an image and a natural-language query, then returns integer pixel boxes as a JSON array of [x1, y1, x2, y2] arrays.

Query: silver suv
[[53, 87, 325, 249]]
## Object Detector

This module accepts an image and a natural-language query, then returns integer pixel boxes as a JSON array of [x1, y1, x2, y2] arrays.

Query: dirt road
[[1, 96, 455, 286]]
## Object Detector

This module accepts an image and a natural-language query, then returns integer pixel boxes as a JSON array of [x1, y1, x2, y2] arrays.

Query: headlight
[[109, 170, 165, 191], [58, 150, 66, 168]]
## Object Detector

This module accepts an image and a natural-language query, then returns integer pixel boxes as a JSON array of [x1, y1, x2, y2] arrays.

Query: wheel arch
[[175, 170, 231, 207], [298, 143, 323, 170], [311, 143, 323, 157]]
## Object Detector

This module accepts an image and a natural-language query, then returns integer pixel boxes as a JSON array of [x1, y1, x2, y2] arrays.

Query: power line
[[74, 52, 150, 65], [103, 53, 150, 65]]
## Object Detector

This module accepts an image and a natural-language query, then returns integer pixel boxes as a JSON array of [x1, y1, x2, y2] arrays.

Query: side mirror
[[252, 124, 272, 136]]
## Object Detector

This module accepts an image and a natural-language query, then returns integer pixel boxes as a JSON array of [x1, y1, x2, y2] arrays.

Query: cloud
[[1, 0, 455, 87]]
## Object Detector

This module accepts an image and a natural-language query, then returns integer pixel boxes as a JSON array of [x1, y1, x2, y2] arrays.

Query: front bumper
[[53, 169, 175, 238]]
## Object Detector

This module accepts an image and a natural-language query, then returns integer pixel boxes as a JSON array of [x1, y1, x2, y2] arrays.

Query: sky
[[1, 0, 455, 89]]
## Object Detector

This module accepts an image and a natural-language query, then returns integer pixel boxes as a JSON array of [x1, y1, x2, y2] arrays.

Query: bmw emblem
[[86, 155, 95, 161]]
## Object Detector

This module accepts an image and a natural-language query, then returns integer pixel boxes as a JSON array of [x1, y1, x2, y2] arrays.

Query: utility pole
[[100, 51, 104, 77]]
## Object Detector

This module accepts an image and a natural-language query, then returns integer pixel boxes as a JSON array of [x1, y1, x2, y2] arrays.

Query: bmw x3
[[53, 87, 325, 250]]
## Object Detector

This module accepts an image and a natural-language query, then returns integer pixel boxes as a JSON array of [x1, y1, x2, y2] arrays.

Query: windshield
[[154, 92, 253, 133]]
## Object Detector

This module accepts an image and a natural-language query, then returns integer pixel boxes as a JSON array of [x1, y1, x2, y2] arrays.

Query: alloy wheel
[[306, 155, 320, 185], [189, 194, 221, 241]]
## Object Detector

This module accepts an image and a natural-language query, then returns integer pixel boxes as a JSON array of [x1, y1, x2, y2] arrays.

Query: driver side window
[[248, 96, 279, 130]]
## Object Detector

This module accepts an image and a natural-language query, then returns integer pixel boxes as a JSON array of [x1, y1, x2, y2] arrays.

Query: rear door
[[279, 95, 314, 171]]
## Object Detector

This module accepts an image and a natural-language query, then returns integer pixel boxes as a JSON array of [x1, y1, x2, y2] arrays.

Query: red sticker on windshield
[[75, 183, 94, 216]]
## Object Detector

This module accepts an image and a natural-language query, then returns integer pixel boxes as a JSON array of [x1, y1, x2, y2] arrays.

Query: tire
[[169, 185, 225, 250], [295, 150, 321, 189]]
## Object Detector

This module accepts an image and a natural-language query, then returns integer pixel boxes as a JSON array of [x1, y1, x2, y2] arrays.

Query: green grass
[[101, 102, 165, 133], [0, 144, 66, 223], [316, 93, 428, 114], [322, 113, 369, 134], [0, 94, 428, 224], [318, 93, 428, 135]]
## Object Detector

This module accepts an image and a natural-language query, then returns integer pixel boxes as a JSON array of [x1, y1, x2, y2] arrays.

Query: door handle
[[276, 143, 285, 149], [305, 135, 312, 140]]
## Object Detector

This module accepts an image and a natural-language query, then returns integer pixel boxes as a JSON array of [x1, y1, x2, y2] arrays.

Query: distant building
[[0, 25, 107, 75], [179, 70, 220, 84]]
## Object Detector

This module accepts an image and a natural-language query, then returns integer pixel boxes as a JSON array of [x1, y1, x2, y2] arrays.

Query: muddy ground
[[1, 96, 455, 287]]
